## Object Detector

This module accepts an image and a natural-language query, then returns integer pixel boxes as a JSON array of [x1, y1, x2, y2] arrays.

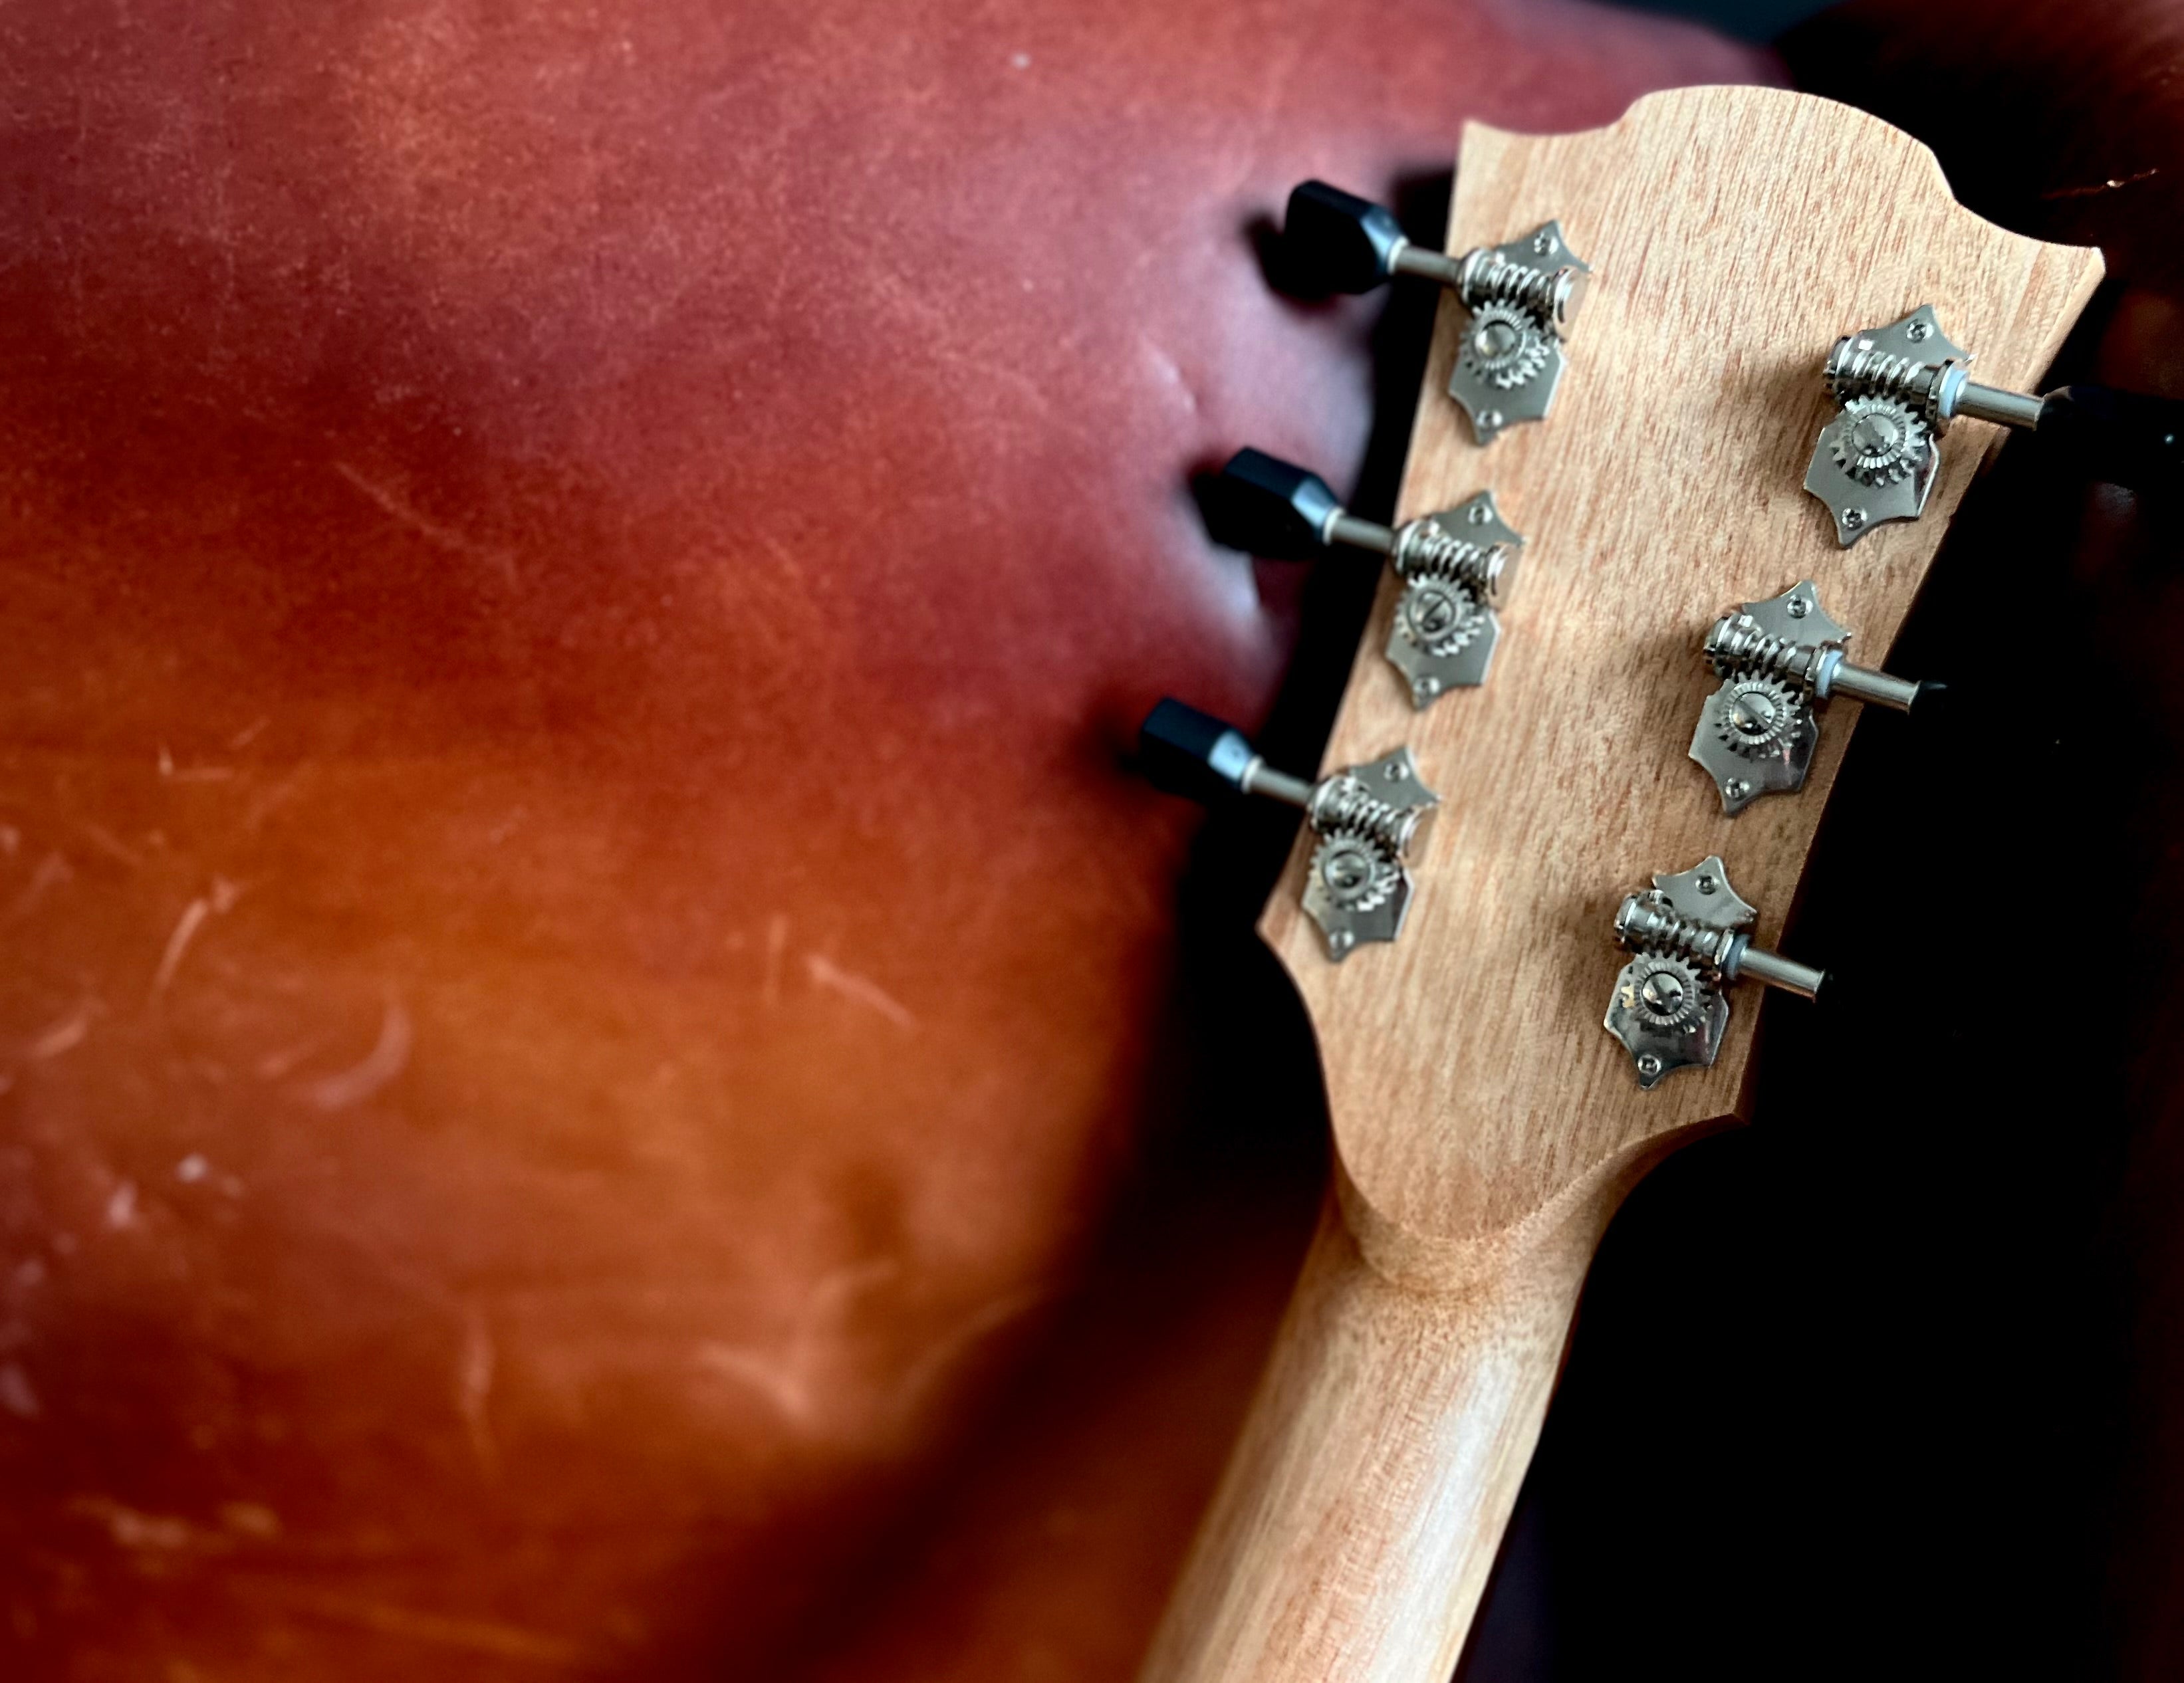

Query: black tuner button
[[1204, 447, 1341, 561], [1136, 698, 1260, 806], [1281, 179, 1407, 298]]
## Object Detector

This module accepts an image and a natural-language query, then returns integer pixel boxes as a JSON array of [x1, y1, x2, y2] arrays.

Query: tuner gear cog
[[1310, 832, 1400, 915], [1715, 675, 1802, 758], [1624, 954, 1708, 1034], [1830, 396, 1929, 487], [1395, 578, 1485, 659], [1459, 302, 1550, 392]]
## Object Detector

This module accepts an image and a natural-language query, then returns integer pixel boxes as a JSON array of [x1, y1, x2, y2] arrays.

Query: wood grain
[[1142, 86, 2102, 1683], [1267, 84, 2102, 1279]]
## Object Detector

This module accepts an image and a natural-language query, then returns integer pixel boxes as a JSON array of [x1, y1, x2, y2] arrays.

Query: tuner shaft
[[1240, 760, 1314, 809], [1727, 941, 1825, 999], [1817, 654, 1919, 712], [1388, 243, 1464, 289], [1324, 510, 1395, 554]]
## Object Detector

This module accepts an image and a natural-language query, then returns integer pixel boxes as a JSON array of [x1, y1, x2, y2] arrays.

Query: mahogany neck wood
[[1144, 85, 2102, 1683]]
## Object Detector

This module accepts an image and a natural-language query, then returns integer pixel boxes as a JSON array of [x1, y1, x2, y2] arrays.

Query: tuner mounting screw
[[1135, 698, 1441, 962], [1688, 580, 1931, 814], [1605, 855, 1825, 1087]]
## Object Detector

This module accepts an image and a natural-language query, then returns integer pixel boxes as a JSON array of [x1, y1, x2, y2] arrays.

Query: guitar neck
[[1138, 1169, 1634, 1683], [1136, 84, 2102, 1683]]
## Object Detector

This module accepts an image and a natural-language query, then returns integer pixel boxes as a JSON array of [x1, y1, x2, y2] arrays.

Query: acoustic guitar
[[1128, 84, 2106, 1682]]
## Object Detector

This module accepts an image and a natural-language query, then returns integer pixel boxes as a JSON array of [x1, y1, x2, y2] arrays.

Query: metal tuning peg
[[1280, 180, 1590, 445], [1806, 303, 2184, 544], [1207, 449, 1525, 707], [1604, 857, 1825, 1089], [1136, 698, 1439, 961], [1689, 579, 1935, 814]]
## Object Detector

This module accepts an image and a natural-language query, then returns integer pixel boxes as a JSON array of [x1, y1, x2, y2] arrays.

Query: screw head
[[1410, 589, 1458, 638], [1905, 318, 1931, 342], [1383, 761, 1405, 782], [1727, 689, 1780, 739], [1842, 507, 1868, 531], [1639, 969, 1686, 1014], [1723, 779, 1750, 802], [1474, 318, 1520, 361], [1786, 594, 1810, 619], [1477, 409, 1504, 432], [1695, 872, 1717, 894], [1532, 231, 1555, 255], [1329, 929, 1355, 953], [1467, 503, 1490, 525], [1636, 1053, 1663, 1080]]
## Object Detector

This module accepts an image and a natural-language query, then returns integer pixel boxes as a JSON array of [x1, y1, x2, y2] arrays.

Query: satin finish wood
[[1267, 84, 2103, 1278], [1146, 86, 2102, 1683], [1136, 1173, 1624, 1683]]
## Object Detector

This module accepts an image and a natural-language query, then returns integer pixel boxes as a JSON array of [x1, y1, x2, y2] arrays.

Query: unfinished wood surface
[[1141, 86, 2102, 1683], [1137, 1180, 1619, 1683], [1265, 84, 2102, 1276]]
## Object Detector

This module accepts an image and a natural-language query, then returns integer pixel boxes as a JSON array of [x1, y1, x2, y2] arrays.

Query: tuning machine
[[1689, 580, 1937, 814], [1280, 180, 1590, 444], [1806, 304, 2184, 544], [1136, 699, 1438, 960], [1604, 857, 1824, 1088], [1206, 449, 1523, 707]]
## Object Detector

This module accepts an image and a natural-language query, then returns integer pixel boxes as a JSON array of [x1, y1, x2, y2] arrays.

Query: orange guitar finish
[[0, 5, 1769, 1675]]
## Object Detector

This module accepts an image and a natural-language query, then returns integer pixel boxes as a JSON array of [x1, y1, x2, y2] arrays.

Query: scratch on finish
[[24, 999, 96, 1060], [299, 999, 413, 1111], [804, 954, 917, 1031], [150, 898, 212, 1000], [333, 461, 517, 580], [457, 1303, 499, 1478], [762, 915, 787, 1006], [67, 1496, 194, 1551], [0, 1362, 39, 1419], [692, 1258, 902, 1429], [2042, 166, 2160, 199], [78, 824, 143, 869], [243, 762, 314, 834], [892, 1286, 1047, 1420], [255, 1587, 593, 1667], [255, 1036, 329, 1081], [5, 852, 71, 925], [150, 881, 243, 1000]]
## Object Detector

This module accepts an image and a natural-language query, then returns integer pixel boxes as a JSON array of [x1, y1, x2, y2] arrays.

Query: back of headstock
[[1259, 85, 2102, 1278], [1138, 84, 2101, 1683]]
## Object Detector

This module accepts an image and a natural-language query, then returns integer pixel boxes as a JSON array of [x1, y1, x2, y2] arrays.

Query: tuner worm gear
[[1714, 675, 1802, 758], [1828, 395, 1930, 487], [1309, 832, 1400, 915], [1459, 302, 1551, 391]]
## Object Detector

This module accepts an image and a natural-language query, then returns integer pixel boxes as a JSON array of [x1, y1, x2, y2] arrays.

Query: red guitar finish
[[0, 4, 1766, 1676]]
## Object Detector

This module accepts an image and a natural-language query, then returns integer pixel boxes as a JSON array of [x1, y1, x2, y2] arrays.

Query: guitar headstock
[[1252, 86, 2102, 1284]]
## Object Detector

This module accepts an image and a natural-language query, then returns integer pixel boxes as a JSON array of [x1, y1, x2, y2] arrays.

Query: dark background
[[1632, 0, 1830, 41]]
